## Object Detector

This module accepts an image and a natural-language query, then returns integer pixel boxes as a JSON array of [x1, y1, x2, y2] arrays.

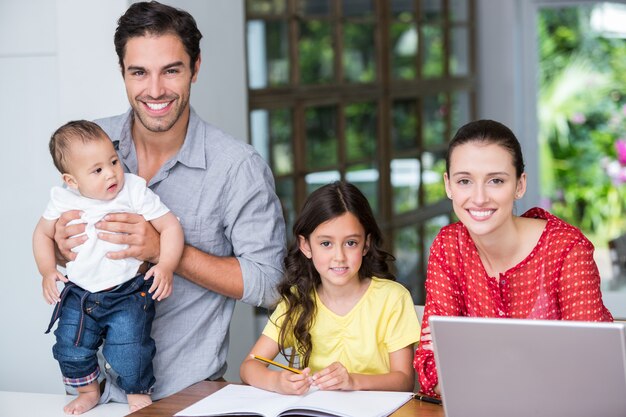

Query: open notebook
[[430, 316, 626, 417], [174, 384, 413, 417]]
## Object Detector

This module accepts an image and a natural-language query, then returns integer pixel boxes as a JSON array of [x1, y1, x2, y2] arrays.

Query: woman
[[414, 119, 613, 396]]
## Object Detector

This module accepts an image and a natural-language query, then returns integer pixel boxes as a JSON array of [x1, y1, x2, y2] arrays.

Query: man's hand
[[54, 210, 87, 262], [96, 212, 160, 263]]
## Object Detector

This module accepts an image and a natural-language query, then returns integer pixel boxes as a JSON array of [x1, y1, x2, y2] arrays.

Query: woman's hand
[[420, 325, 434, 351]]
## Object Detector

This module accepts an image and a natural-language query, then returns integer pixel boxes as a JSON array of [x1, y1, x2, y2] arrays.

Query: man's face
[[121, 33, 199, 134]]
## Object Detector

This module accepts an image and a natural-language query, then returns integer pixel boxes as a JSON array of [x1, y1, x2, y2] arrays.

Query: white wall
[[476, 0, 540, 212], [0, 0, 250, 394]]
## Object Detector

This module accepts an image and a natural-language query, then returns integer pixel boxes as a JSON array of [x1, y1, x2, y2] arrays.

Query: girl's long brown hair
[[275, 181, 395, 368]]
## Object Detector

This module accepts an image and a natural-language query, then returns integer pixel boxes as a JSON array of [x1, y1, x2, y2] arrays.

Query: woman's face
[[444, 141, 526, 238]]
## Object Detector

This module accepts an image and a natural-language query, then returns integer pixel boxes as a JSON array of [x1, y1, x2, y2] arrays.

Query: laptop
[[429, 316, 626, 417]]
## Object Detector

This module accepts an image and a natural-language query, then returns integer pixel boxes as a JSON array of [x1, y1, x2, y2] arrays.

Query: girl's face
[[299, 212, 370, 289], [444, 141, 526, 238]]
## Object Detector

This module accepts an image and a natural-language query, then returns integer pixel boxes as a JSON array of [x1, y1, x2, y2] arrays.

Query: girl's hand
[[42, 271, 68, 304], [275, 368, 312, 395], [311, 362, 354, 391], [420, 325, 433, 351], [145, 264, 173, 301]]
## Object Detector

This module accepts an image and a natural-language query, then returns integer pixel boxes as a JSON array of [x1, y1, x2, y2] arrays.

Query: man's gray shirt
[[95, 108, 286, 402]]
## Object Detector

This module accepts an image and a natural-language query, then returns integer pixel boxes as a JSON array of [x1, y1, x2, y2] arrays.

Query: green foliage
[[299, 20, 333, 84], [539, 6, 626, 244]]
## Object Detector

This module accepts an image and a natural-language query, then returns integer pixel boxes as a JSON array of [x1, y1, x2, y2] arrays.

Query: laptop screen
[[429, 316, 626, 417]]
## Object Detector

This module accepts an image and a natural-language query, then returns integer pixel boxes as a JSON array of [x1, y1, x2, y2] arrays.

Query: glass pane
[[299, 20, 334, 84], [450, 27, 469, 76], [450, 0, 469, 22], [251, 109, 293, 175], [391, 22, 417, 80], [298, 0, 331, 16], [343, 23, 376, 83], [420, 0, 443, 21], [422, 24, 444, 78], [391, 158, 420, 214], [394, 225, 419, 300], [392, 100, 418, 152], [451, 90, 471, 132], [424, 214, 450, 264], [247, 20, 289, 89], [346, 102, 377, 161], [246, 0, 286, 14], [276, 178, 295, 237], [305, 170, 341, 195], [392, 0, 414, 17], [270, 109, 293, 175], [422, 151, 447, 204], [343, 0, 374, 17], [250, 109, 270, 162], [422, 94, 447, 148], [346, 163, 379, 215], [305, 105, 338, 169]]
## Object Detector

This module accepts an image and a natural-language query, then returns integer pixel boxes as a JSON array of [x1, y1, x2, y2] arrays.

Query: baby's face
[[63, 137, 125, 200]]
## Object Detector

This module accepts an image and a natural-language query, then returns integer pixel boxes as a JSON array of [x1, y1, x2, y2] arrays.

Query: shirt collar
[[114, 107, 206, 171], [176, 107, 206, 170]]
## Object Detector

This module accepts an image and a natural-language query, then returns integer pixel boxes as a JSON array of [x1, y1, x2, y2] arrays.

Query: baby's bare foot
[[63, 388, 100, 415], [127, 393, 152, 413]]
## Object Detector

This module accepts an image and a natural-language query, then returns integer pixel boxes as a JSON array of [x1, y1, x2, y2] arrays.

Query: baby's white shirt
[[43, 173, 170, 292]]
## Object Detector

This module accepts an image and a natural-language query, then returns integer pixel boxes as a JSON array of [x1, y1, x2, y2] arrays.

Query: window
[[246, 0, 476, 303]]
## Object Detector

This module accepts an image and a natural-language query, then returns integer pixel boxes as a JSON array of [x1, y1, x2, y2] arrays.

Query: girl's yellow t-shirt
[[262, 277, 421, 374]]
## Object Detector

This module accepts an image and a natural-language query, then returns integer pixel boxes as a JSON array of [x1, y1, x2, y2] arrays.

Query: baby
[[33, 120, 184, 414]]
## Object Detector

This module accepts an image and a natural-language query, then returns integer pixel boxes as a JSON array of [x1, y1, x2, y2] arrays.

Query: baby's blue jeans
[[46, 274, 156, 394]]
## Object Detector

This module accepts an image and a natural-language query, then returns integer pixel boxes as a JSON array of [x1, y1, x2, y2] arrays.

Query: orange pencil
[[251, 354, 303, 374]]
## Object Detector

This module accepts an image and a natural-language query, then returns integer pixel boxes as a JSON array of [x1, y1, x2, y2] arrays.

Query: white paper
[[174, 385, 413, 417]]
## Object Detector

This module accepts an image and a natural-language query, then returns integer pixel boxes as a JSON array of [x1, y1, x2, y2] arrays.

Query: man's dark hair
[[114, 1, 202, 75]]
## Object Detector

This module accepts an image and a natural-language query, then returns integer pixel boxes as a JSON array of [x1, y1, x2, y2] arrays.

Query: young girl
[[414, 119, 613, 397], [240, 181, 420, 394]]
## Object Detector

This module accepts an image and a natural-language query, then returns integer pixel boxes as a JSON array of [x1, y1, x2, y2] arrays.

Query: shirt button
[[500, 279, 506, 285]]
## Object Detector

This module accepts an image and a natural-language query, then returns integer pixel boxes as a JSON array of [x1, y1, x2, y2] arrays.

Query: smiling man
[[53, 1, 286, 405]]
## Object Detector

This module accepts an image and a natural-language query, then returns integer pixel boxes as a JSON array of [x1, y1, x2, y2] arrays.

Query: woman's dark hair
[[275, 181, 395, 368], [114, 1, 202, 75], [446, 119, 525, 178]]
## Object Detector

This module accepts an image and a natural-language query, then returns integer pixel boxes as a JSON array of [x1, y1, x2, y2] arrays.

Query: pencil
[[251, 354, 303, 374]]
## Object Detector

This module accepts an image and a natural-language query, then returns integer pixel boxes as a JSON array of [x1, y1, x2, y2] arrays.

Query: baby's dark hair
[[276, 181, 395, 368], [49, 120, 108, 174]]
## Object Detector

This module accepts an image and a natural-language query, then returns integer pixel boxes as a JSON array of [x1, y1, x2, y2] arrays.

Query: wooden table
[[129, 381, 444, 417]]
